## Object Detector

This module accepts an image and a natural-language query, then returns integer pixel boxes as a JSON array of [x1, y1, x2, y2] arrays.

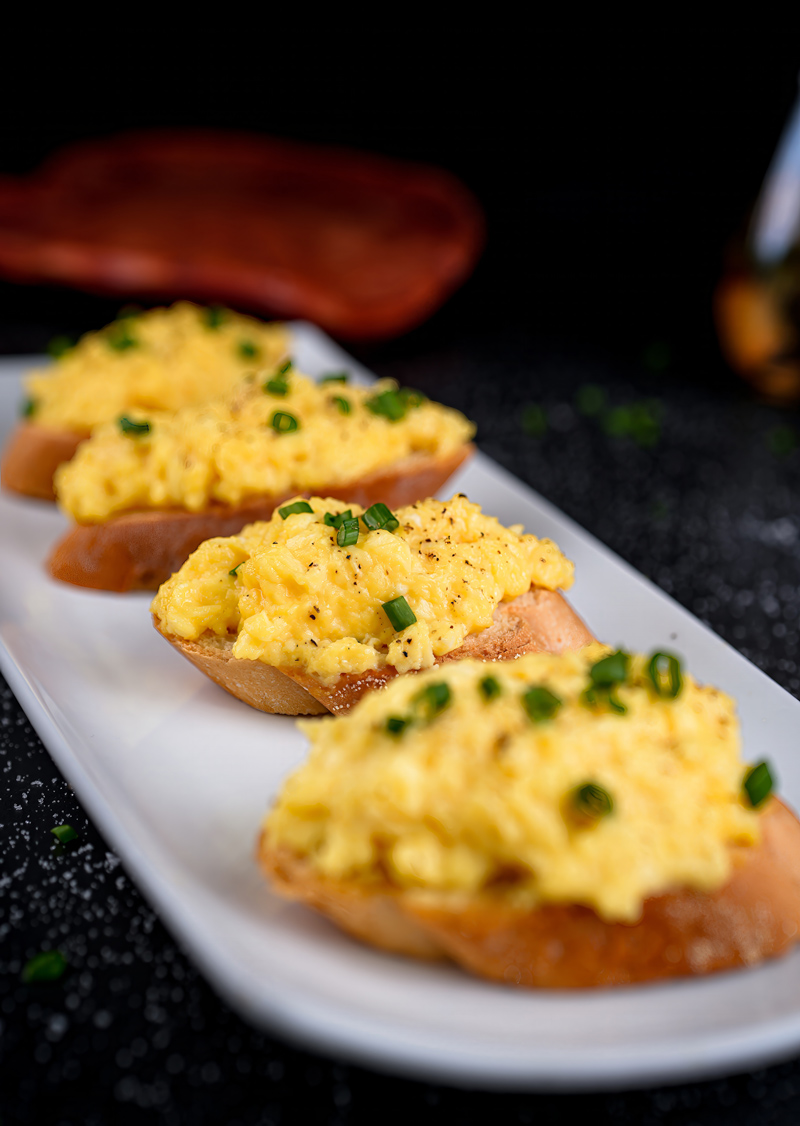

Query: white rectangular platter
[[2, 323, 800, 1091]]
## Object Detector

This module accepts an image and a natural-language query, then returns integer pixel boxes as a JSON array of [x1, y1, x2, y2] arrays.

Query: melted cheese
[[151, 495, 573, 682], [264, 648, 759, 922]]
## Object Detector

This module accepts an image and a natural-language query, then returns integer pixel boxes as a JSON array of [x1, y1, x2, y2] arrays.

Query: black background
[[3, 32, 800, 1125]]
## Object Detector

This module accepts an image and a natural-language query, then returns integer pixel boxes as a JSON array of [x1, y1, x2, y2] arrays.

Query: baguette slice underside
[[46, 443, 474, 592], [1, 422, 88, 501], [259, 798, 800, 987], [154, 586, 594, 716]]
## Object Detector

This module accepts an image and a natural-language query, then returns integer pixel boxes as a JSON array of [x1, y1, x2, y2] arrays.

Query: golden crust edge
[[257, 798, 800, 987], [153, 586, 594, 716], [46, 443, 475, 591], [1, 422, 88, 501]]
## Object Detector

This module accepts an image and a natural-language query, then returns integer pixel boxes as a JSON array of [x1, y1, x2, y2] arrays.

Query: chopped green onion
[[276, 360, 293, 376], [385, 715, 411, 737], [414, 681, 451, 719], [238, 340, 260, 360], [362, 503, 399, 532], [337, 518, 360, 547], [264, 376, 289, 396], [581, 685, 627, 715], [365, 389, 407, 422], [50, 825, 78, 844], [479, 675, 502, 701], [398, 387, 426, 408], [204, 305, 228, 329], [107, 326, 138, 352], [320, 371, 349, 384], [47, 334, 75, 360], [270, 411, 299, 433], [570, 782, 614, 824], [331, 395, 351, 414], [382, 596, 417, 631], [522, 685, 562, 722], [118, 416, 151, 436], [589, 650, 630, 688], [22, 950, 67, 984], [647, 651, 683, 698], [324, 509, 352, 529], [279, 500, 314, 519], [744, 761, 774, 808], [229, 562, 244, 578], [21, 397, 36, 418]]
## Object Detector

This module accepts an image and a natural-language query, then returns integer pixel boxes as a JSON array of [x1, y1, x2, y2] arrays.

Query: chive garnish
[[570, 782, 614, 825], [332, 395, 351, 414], [238, 340, 260, 360], [382, 596, 417, 631], [204, 305, 227, 329], [47, 334, 74, 360], [276, 360, 293, 376], [398, 387, 426, 408], [647, 651, 683, 698], [337, 518, 360, 547], [21, 950, 67, 984], [385, 715, 411, 737], [414, 681, 451, 719], [118, 416, 151, 436], [479, 675, 501, 701], [107, 325, 137, 351], [743, 761, 774, 808], [362, 503, 399, 532], [522, 686, 562, 722], [50, 825, 78, 844], [589, 650, 630, 687], [581, 685, 627, 714], [320, 371, 349, 384], [279, 500, 314, 519], [324, 509, 352, 529], [365, 389, 407, 422], [264, 376, 289, 396], [270, 411, 299, 433], [229, 562, 244, 578], [21, 397, 36, 418]]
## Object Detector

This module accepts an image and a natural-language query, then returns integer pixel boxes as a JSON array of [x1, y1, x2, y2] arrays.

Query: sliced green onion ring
[[522, 685, 562, 722], [331, 395, 351, 414], [324, 509, 352, 529], [118, 416, 151, 436], [270, 411, 299, 433], [365, 389, 407, 422], [50, 825, 78, 844], [279, 500, 314, 519], [647, 651, 683, 698], [21, 397, 36, 418], [414, 681, 451, 719], [21, 950, 67, 984], [229, 562, 244, 578], [570, 782, 614, 824], [362, 502, 399, 532], [589, 650, 630, 687], [264, 376, 289, 396], [385, 715, 411, 737], [238, 340, 260, 360], [382, 596, 417, 631], [479, 675, 502, 701], [337, 518, 360, 547], [204, 305, 227, 329], [319, 371, 349, 384], [743, 761, 775, 808]]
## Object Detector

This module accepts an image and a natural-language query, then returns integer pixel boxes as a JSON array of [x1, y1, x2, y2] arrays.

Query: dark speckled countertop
[[3, 283, 800, 1125]]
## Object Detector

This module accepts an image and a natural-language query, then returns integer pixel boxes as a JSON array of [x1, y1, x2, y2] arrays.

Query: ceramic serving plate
[[2, 324, 800, 1091]]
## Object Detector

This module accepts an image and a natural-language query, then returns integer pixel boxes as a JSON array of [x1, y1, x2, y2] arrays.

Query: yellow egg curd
[[264, 647, 760, 922], [25, 301, 289, 430], [55, 371, 475, 523], [151, 494, 573, 683]]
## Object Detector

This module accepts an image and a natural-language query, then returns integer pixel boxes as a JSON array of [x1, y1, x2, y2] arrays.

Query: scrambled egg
[[56, 371, 474, 522], [264, 648, 760, 922], [152, 495, 573, 682], [26, 301, 289, 430]]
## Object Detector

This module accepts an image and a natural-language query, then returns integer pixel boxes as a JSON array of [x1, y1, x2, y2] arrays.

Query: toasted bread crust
[[1, 422, 88, 500], [259, 798, 800, 987], [46, 444, 474, 592], [154, 587, 594, 716]]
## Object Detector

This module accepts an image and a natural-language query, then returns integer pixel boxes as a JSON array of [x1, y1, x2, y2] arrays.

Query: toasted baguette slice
[[46, 443, 474, 592], [259, 798, 800, 987], [1, 422, 88, 500], [154, 587, 594, 716]]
